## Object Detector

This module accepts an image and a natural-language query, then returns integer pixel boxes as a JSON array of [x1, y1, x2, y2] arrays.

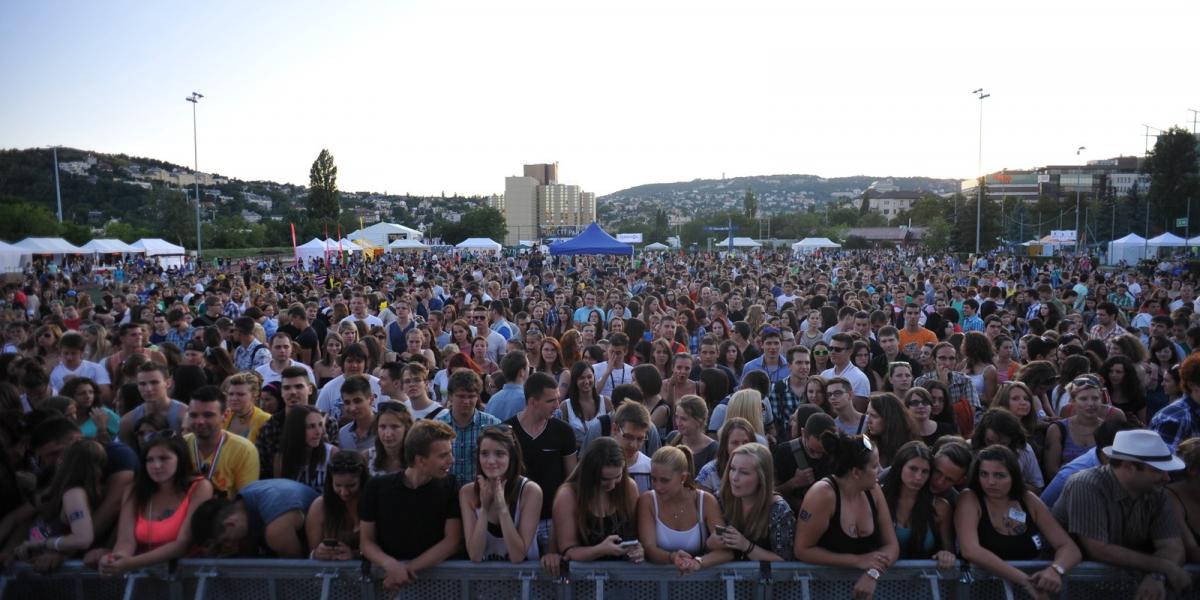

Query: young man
[[610, 401, 653, 494], [773, 407, 834, 512], [118, 362, 188, 445], [106, 322, 167, 386], [400, 363, 444, 419], [913, 341, 981, 435], [1150, 353, 1200, 451], [51, 331, 113, 402], [691, 335, 738, 392], [732, 321, 760, 363], [489, 300, 518, 341], [360, 420, 462, 590], [593, 332, 634, 398], [769, 346, 811, 440], [825, 377, 864, 435], [255, 332, 316, 385], [506, 371, 577, 551], [471, 306, 507, 363], [820, 332, 872, 409], [232, 317, 270, 372], [191, 478, 319, 558], [164, 308, 195, 350], [222, 372, 272, 443], [341, 292, 384, 329], [185, 385, 260, 498], [1053, 430, 1191, 598], [822, 306, 856, 344], [255, 366, 338, 480], [959, 299, 984, 333], [897, 303, 938, 358], [376, 361, 405, 404], [869, 326, 921, 383], [315, 344, 382, 423], [149, 312, 170, 345], [436, 370, 501, 488], [279, 305, 321, 365], [740, 327, 788, 385], [337, 375, 378, 452], [384, 298, 417, 354], [928, 437, 972, 504], [484, 351, 529, 422]]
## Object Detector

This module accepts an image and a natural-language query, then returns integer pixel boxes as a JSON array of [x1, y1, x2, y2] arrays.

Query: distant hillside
[[602, 174, 960, 201]]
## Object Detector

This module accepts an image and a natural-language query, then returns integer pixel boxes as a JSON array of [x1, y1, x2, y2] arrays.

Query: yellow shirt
[[223, 406, 272, 444], [185, 431, 260, 497]]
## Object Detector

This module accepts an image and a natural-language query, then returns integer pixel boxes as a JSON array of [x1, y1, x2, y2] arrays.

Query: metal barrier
[[2, 559, 1198, 600]]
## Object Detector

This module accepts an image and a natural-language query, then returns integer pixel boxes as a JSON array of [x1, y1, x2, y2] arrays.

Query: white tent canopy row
[[455, 238, 502, 255], [643, 242, 670, 251], [1148, 233, 1187, 247], [347, 222, 423, 248], [714, 237, 762, 248], [133, 238, 187, 269], [15, 237, 86, 255], [83, 239, 144, 255], [793, 237, 841, 252], [296, 238, 363, 269], [0, 241, 30, 273], [387, 238, 429, 251]]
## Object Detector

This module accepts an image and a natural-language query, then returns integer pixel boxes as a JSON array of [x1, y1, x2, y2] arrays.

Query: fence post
[[358, 559, 376, 600], [587, 572, 607, 600], [720, 570, 740, 600], [191, 567, 218, 600], [517, 570, 535, 600], [792, 572, 812, 600], [920, 570, 942, 600], [122, 571, 147, 600], [315, 568, 338, 600]]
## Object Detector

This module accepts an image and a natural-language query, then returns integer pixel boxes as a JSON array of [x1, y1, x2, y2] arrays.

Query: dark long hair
[[967, 444, 1026, 501], [280, 405, 325, 482], [1101, 355, 1146, 410], [868, 392, 917, 467], [372, 402, 412, 473], [473, 425, 525, 504], [566, 437, 633, 544], [39, 439, 107, 522], [566, 360, 601, 423], [321, 451, 368, 540], [881, 441, 934, 558], [133, 433, 195, 509]]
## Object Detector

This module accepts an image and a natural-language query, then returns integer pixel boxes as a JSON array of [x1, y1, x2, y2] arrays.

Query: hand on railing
[[932, 551, 956, 570], [380, 559, 416, 591]]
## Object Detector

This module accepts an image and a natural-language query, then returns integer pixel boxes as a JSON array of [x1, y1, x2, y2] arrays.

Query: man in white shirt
[[340, 292, 383, 329], [610, 401, 653, 494], [399, 363, 445, 420], [51, 332, 112, 402], [315, 344, 382, 423], [254, 332, 316, 385], [593, 333, 634, 397], [469, 306, 506, 363], [821, 332, 872, 411]]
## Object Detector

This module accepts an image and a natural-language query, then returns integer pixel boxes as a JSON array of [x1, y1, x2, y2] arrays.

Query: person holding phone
[[550, 437, 644, 563], [306, 452, 369, 561]]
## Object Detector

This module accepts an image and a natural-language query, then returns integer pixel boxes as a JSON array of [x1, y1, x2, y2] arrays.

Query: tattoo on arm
[[68, 511, 85, 523]]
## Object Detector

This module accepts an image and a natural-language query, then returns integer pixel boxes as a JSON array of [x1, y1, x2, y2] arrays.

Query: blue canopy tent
[[548, 222, 634, 256]]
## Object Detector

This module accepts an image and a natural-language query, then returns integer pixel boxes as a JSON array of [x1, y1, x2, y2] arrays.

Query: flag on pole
[[337, 224, 344, 264], [290, 222, 298, 265]]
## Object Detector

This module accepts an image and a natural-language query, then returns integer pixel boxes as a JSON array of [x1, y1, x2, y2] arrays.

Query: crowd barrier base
[[3, 559, 1199, 600]]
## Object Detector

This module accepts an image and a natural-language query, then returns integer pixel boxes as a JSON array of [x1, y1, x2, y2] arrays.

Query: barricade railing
[[2, 559, 1197, 600]]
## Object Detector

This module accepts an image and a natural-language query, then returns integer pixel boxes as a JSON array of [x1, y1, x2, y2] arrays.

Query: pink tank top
[[135, 479, 202, 551]]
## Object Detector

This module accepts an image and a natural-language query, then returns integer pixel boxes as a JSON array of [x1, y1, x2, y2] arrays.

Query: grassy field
[[201, 247, 293, 260]]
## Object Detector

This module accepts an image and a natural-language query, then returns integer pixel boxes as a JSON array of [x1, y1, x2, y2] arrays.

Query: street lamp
[[1075, 146, 1086, 254], [51, 146, 63, 223], [1141, 124, 1163, 257], [186, 92, 204, 259], [973, 89, 990, 255]]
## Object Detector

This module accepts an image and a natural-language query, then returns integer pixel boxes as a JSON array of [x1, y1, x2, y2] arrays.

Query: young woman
[[804, 376, 832, 415], [990, 381, 1040, 439], [82, 324, 112, 365], [662, 353, 699, 406], [31, 325, 64, 373], [904, 387, 956, 448], [864, 393, 918, 469], [1043, 375, 1105, 482], [884, 362, 914, 396], [717, 340, 744, 375], [794, 431, 899, 599], [970, 409, 1044, 493], [650, 339, 673, 380], [563, 360, 613, 447], [956, 445, 1080, 599], [364, 402, 411, 476], [695, 418, 755, 493], [667, 395, 718, 474], [314, 333, 344, 389], [637, 446, 727, 569], [852, 342, 882, 391], [1100, 355, 1147, 425], [471, 336, 498, 376], [399, 328, 436, 369], [534, 337, 566, 381], [552, 437, 644, 563], [62, 377, 119, 442], [306, 451, 368, 560], [962, 332, 999, 411], [993, 335, 1019, 384], [708, 443, 795, 561], [461, 425, 542, 563], [1146, 336, 1181, 418], [811, 341, 832, 373], [449, 319, 473, 352], [14, 440, 107, 562], [97, 433, 214, 575], [699, 368, 731, 415], [276, 405, 338, 493], [880, 441, 955, 567]]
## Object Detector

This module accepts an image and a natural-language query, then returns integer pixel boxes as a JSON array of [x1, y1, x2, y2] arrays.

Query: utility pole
[[1141, 124, 1162, 257], [973, 89, 990, 255], [1190, 109, 1199, 135], [186, 92, 205, 259], [1075, 146, 1086, 254], [51, 147, 63, 223]]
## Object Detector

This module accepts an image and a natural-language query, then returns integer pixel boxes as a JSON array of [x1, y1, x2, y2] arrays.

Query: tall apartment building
[[500, 163, 595, 245]]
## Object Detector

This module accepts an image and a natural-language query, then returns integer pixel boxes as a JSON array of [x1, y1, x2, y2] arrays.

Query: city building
[[865, 190, 925, 219], [960, 156, 1149, 203], [500, 163, 595, 245]]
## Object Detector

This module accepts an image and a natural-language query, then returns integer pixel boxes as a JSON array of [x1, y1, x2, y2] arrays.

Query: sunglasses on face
[[813, 349, 829, 356]]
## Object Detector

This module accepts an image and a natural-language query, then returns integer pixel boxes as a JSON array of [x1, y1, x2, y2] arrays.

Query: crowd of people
[[1, 246, 1199, 599]]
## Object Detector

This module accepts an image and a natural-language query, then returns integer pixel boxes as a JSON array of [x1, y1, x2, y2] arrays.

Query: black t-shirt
[[506, 415, 576, 519], [279, 325, 320, 359], [104, 441, 139, 478], [772, 439, 831, 511], [359, 472, 461, 560], [742, 344, 762, 363]]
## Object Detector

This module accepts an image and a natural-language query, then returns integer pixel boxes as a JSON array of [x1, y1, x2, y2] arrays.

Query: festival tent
[[133, 238, 187, 269], [1105, 233, 1149, 266], [549, 223, 633, 256], [455, 238, 502, 255], [337, 239, 363, 253], [1147, 233, 1187, 247], [1189, 235, 1200, 247], [0, 241, 30, 273], [347, 222, 423, 247], [83, 239, 144, 256], [296, 238, 338, 269], [15, 237, 86, 256], [644, 242, 670, 251], [714, 237, 762, 248], [387, 238, 429, 252], [350, 238, 383, 258], [792, 237, 841, 253]]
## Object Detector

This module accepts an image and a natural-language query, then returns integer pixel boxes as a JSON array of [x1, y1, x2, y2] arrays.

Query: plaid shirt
[[223, 300, 244, 319], [1088, 323, 1127, 344], [165, 327, 194, 349], [436, 409, 501, 488], [914, 370, 981, 412], [254, 411, 340, 480], [1150, 395, 1199, 452], [769, 378, 805, 436]]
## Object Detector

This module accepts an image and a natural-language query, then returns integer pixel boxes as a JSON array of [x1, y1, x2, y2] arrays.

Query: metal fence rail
[[2, 559, 1197, 600]]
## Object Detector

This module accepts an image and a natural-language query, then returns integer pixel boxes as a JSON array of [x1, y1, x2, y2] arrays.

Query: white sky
[[1, 0, 1197, 196]]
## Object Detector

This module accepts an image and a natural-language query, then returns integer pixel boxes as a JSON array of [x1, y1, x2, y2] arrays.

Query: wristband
[[52, 537, 62, 552], [867, 568, 881, 580], [1050, 563, 1065, 576]]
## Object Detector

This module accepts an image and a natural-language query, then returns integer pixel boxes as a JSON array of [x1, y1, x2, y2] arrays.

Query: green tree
[[649, 209, 669, 244], [743, 188, 757, 220], [307, 149, 340, 231], [102, 221, 150, 243], [0, 198, 59, 241], [1143, 127, 1199, 235], [922, 216, 952, 252], [860, 192, 870, 215], [59, 223, 92, 246], [434, 206, 507, 245]]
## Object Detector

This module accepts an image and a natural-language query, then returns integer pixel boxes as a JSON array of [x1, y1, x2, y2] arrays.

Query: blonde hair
[[718, 443, 775, 543], [726, 389, 764, 435], [652, 446, 696, 489]]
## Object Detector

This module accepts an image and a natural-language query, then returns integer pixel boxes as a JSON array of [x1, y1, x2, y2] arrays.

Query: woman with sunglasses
[[97, 431, 213, 576], [904, 387, 956, 448], [306, 451, 368, 561], [811, 342, 832, 373], [461, 425, 542, 562], [365, 402, 412, 476], [794, 431, 898, 600]]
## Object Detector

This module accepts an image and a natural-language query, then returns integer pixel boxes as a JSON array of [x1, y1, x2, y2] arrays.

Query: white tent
[[83, 239, 144, 256], [1148, 233, 1187, 247], [0, 241, 30, 273], [337, 239, 363, 253], [388, 238, 428, 252], [644, 242, 670, 251], [16, 237, 86, 256], [347, 222, 423, 247], [1106, 233, 1149, 266], [1189, 235, 1200, 247], [714, 237, 761, 248], [793, 237, 842, 253], [296, 238, 341, 269], [133, 238, 187, 269], [455, 238, 502, 255]]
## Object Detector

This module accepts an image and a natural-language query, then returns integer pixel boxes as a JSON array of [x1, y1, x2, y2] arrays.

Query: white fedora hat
[[1102, 430, 1185, 472]]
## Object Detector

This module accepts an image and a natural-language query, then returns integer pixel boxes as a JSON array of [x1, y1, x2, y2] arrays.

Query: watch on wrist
[[1050, 563, 1065, 576], [867, 568, 881, 580]]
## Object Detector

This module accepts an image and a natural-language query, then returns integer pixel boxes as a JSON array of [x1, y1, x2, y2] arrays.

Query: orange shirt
[[897, 326, 938, 357]]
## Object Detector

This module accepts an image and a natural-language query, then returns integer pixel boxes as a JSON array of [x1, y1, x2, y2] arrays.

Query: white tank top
[[651, 489, 705, 555], [476, 478, 540, 561]]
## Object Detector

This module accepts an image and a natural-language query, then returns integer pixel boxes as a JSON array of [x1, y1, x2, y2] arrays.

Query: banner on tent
[[616, 233, 643, 243], [1050, 230, 1077, 241]]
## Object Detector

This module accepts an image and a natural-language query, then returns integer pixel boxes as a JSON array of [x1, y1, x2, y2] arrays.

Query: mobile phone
[[322, 538, 338, 547], [617, 540, 639, 550], [715, 526, 728, 536]]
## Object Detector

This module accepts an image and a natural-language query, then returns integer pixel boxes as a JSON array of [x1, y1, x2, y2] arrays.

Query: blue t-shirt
[[239, 479, 320, 536]]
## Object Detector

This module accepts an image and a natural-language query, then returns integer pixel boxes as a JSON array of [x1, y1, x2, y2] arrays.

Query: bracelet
[[52, 537, 62, 552], [744, 541, 756, 554]]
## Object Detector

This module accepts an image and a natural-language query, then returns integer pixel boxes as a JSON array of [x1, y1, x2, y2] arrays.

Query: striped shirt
[[1051, 465, 1179, 552]]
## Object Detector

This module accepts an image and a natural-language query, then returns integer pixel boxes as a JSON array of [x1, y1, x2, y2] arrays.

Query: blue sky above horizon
[[2, 0, 1197, 196]]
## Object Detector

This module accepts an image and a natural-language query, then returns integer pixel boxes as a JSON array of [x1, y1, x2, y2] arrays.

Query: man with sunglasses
[[470, 307, 507, 363], [820, 333, 871, 410]]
